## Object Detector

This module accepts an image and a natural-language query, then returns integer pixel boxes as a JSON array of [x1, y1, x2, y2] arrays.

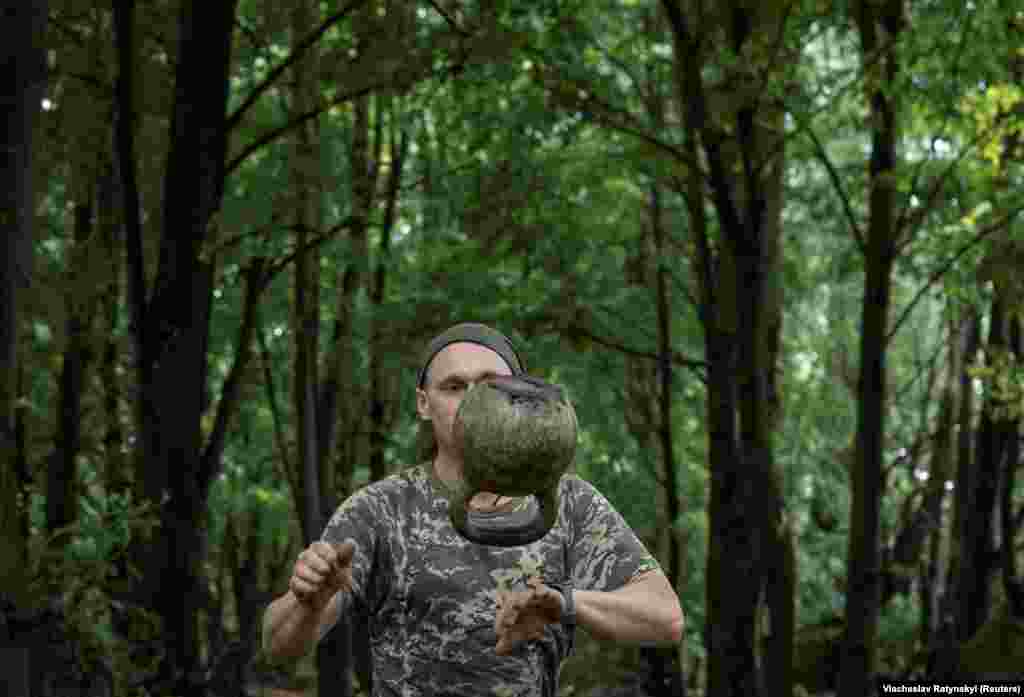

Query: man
[[262, 323, 684, 696]]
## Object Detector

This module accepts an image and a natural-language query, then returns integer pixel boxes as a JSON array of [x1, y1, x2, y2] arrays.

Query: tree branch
[[570, 322, 707, 381], [897, 2, 975, 242], [896, 109, 1018, 255], [225, 0, 369, 134], [199, 257, 271, 493], [886, 202, 1024, 344], [796, 117, 866, 252], [112, 0, 148, 361], [226, 84, 377, 175], [257, 311, 298, 505], [425, 0, 470, 37], [264, 217, 357, 279]]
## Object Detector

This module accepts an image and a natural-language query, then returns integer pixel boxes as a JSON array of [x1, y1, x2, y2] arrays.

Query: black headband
[[417, 323, 525, 388]]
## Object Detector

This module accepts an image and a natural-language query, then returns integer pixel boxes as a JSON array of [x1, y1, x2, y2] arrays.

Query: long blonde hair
[[415, 418, 438, 464]]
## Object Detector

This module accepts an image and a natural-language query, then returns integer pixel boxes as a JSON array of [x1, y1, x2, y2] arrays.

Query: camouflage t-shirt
[[319, 463, 660, 697]]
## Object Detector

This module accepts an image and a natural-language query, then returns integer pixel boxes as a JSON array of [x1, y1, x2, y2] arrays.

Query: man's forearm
[[574, 574, 684, 645], [261, 590, 334, 662]]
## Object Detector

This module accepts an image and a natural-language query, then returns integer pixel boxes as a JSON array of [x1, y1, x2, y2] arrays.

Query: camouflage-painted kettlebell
[[447, 375, 577, 546]]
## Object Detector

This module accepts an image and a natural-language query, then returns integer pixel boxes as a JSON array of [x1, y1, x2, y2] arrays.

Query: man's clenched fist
[[289, 540, 355, 610]]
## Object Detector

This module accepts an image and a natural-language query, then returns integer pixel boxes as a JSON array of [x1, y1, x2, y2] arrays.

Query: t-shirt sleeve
[[319, 482, 392, 614], [566, 477, 661, 592]]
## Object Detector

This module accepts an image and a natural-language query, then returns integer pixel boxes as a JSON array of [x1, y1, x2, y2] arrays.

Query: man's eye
[[445, 383, 466, 392]]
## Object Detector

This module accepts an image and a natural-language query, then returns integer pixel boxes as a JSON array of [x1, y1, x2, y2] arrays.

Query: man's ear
[[416, 388, 431, 421]]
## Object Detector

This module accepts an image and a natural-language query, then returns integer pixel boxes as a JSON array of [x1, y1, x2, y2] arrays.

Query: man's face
[[416, 342, 514, 460]]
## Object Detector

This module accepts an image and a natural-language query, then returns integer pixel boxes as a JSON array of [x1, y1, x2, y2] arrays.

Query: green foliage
[[968, 346, 1024, 421], [27, 484, 165, 692]]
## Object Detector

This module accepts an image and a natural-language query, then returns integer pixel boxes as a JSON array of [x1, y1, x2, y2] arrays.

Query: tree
[[0, 0, 49, 617], [113, 0, 248, 689], [660, 2, 796, 695], [837, 2, 906, 694]]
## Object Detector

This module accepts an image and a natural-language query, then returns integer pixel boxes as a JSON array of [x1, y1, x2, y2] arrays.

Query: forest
[[1, 0, 1022, 696]]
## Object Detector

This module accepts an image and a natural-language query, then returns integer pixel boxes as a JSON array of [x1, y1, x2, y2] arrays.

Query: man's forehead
[[428, 342, 513, 382]]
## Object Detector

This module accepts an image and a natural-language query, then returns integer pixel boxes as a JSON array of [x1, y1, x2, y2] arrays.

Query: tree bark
[[291, 0, 325, 550], [621, 167, 686, 697], [663, 2, 793, 694], [367, 97, 407, 486], [1000, 315, 1023, 617], [840, 3, 904, 694], [650, 179, 686, 697], [955, 295, 1008, 641], [0, 0, 48, 613], [46, 196, 98, 553], [114, 0, 242, 690], [97, 162, 128, 495], [917, 312, 960, 653]]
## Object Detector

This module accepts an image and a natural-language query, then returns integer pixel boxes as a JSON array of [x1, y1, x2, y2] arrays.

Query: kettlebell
[[447, 375, 577, 546]]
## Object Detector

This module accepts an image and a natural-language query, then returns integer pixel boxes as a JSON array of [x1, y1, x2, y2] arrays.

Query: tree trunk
[[47, 189, 103, 554], [883, 325, 958, 607], [114, 0, 241, 690], [97, 162, 128, 495], [367, 97, 407, 486], [999, 14, 1024, 622], [621, 169, 686, 697], [316, 77, 376, 697], [0, 0, 48, 614], [999, 313, 1024, 614], [291, 0, 325, 551], [1000, 314, 1023, 617], [649, 180, 686, 697], [840, 3, 903, 694], [917, 312, 961, 654], [662, 1, 793, 694], [929, 312, 981, 677], [955, 295, 1008, 641], [946, 311, 981, 610], [841, 215, 894, 697], [666, 9, 752, 696]]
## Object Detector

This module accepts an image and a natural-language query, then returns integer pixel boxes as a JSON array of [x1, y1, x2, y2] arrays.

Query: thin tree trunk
[[883, 331, 957, 608], [649, 179, 686, 697], [955, 296, 1007, 641], [46, 196, 98, 552], [930, 312, 981, 677], [368, 100, 408, 485], [97, 161, 127, 494], [840, 4, 903, 694], [990, 31, 1024, 622], [841, 218, 895, 696], [947, 311, 981, 604], [291, 0, 324, 549], [1000, 315, 1023, 617], [918, 313, 960, 654], [283, 3, 353, 694]]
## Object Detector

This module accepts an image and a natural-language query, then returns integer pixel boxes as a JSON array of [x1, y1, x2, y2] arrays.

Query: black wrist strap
[[546, 582, 577, 655]]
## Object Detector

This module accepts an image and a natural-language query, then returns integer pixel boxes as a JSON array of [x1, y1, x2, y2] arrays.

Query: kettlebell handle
[[457, 499, 550, 547]]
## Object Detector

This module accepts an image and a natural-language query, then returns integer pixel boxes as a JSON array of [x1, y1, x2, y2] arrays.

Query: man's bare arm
[[262, 590, 343, 662], [262, 540, 354, 662], [574, 570, 684, 645]]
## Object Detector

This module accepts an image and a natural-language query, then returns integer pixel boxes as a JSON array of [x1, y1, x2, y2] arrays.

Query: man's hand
[[289, 540, 355, 611], [494, 576, 563, 655]]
